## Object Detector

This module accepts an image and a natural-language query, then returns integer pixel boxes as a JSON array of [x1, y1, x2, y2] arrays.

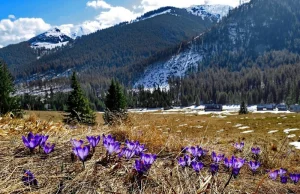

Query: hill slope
[[136, 0, 300, 89]]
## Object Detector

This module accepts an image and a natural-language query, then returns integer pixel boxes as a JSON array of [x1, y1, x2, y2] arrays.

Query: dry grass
[[0, 111, 299, 193]]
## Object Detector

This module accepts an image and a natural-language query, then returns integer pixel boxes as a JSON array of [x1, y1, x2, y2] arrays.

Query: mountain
[[136, 0, 300, 89], [29, 28, 73, 50], [0, 5, 231, 91]]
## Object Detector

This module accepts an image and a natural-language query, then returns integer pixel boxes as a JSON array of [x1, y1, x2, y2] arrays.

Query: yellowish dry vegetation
[[0, 111, 299, 193]]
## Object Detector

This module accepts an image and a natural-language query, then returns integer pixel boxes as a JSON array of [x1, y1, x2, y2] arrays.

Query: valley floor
[[0, 111, 299, 193]]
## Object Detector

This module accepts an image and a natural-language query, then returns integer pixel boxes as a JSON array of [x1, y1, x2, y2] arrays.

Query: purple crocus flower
[[251, 147, 261, 155], [212, 151, 224, 163], [290, 173, 300, 184], [234, 142, 244, 151], [39, 135, 49, 147], [210, 164, 219, 175], [86, 136, 101, 149], [134, 159, 150, 174], [22, 132, 42, 151], [248, 160, 260, 172], [119, 148, 135, 159], [43, 143, 55, 154], [106, 141, 120, 155], [187, 146, 204, 158], [71, 139, 84, 148], [281, 176, 288, 184], [103, 134, 116, 146], [178, 155, 192, 167], [22, 170, 38, 186], [191, 161, 204, 173], [224, 156, 234, 168], [268, 170, 279, 180], [232, 157, 245, 177], [141, 153, 157, 165], [278, 168, 287, 177], [73, 145, 90, 162], [125, 140, 146, 155]]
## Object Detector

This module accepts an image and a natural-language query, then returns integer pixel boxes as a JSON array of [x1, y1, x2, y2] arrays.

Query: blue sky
[[0, 0, 241, 47]]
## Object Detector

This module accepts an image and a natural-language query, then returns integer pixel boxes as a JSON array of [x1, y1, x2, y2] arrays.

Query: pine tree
[[0, 61, 19, 116], [239, 101, 248, 115], [64, 72, 96, 125], [103, 80, 127, 124]]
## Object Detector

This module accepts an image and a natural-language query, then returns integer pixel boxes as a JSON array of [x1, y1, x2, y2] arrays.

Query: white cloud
[[8, 15, 16, 20], [0, 45, 3, 48], [86, 0, 112, 9], [0, 17, 51, 47]]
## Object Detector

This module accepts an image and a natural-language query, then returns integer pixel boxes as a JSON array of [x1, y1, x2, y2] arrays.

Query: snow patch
[[134, 44, 202, 90], [186, 5, 232, 21], [268, 130, 278, 134], [289, 142, 300, 150], [241, 130, 254, 134], [284, 128, 300, 134]]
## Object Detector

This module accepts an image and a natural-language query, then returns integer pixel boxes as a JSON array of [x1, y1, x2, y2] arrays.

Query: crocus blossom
[[187, 146, 204, 158], [269, 170, 279, 180], [224, 156, 234, 168], [278, 168, 287, 176], [73, 145, 90, 162], [86, 136, 101, 149], [281, 176, 288, 184], [22, 132, 41, 151], [232, 157, 245, 177], [212, 151, 224, 163], [178, 155, 192, 167], [71, 139, 84, 148], [251, 147, 261, 155], [134, 159, 149, 174], [43, 143, 55, 154], [22, 170, 38, 186], [248, 161, 260, 172], [141, 153, 157, 165], [210, 163, 219, 175], [290, 173, 300, 184], [234, 142, 245, 151], [40, 135, 49, 147], [191, 161, 204, 173], [119, 148, 135, 159]]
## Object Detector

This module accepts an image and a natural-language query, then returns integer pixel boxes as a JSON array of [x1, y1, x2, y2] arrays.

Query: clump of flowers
[[134, 153, 157, 175], [22, 170, 38, 186], [22, 132, 42, 153], [103, 134, 120, 156]]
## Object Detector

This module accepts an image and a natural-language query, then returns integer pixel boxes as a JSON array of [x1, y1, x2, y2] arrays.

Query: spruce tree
[[239, 101, 248, 115], [0, 61, 19, 116], [65, 72, 96, 125], [103, 80, 127, 124]]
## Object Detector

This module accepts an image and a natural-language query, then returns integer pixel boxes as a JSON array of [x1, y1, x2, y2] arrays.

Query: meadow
[[0, 110, 299, 193]]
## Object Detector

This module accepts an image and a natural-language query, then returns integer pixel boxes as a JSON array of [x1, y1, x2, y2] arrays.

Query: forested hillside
[[0, 7, 217, 88], [137, 0, 300, 106]]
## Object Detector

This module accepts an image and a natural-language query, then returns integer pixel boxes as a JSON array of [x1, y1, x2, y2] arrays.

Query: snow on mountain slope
[[134, 44, 203, 90], [187, 5, 232, 21], [29, 28, 73, 50]]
